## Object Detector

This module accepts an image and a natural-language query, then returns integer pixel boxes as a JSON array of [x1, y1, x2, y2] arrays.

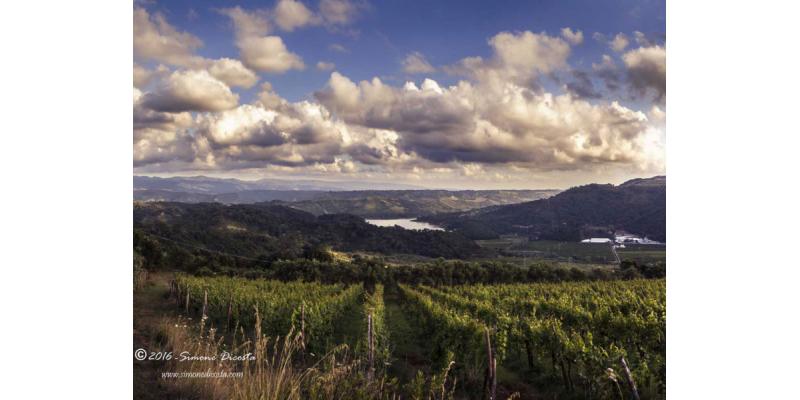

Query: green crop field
[[163, 275, 665, 399], [618, 244, 667, 263]]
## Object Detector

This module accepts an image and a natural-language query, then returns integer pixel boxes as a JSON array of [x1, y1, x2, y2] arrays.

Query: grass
[[617, 244, 667, 263], [134, 274, 475, 400]]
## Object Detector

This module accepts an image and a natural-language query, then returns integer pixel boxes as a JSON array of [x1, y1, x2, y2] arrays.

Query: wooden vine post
[[185, 291, 190, 313], [367, 313, 374, 381], [619, 356, 640, 400], [202, 290, 208, 320], [300, 302, 306, 349], [484, 327, 496, 400], [226, 294, 233, 332]]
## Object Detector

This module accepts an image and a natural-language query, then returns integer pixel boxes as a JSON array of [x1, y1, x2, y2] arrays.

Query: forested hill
[[275, 189, 559, 218], [420, 176, 666, 242], [133, 202, 484, 261]]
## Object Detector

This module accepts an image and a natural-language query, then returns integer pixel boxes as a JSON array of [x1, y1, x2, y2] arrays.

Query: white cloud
[[238, 36, 305, 73], [560, 27, 584, 45], [402, 52, 436, 74], [133, 7, 204, 67], [140, 70, 239, 113], [133, 63, 169, 89], [274, 0, 318, 31], [633, 31, 650, 46], [207, 58, 259, 88], [132, 22, 665, 181], [319, 0, 361, 25], [447, 31, 571, 88], [222, 7, 306, 74], [316, 61, 336, 71], [220, 7, 271, 38], [610, 33, 630, 52], [133, 88, 197, 167], [316, 72, 654, 170]]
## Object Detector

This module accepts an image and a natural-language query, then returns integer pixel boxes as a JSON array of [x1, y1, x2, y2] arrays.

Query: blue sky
[[142, 0, 664, 103], [133, 0, 666, 189]]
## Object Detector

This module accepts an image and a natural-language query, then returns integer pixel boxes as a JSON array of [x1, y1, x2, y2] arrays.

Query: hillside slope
[[421, 176, 666, 242], [133, 202, 484, 260]]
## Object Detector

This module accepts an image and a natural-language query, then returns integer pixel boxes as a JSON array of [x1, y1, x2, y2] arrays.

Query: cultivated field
[[137, 274, 665, 399]]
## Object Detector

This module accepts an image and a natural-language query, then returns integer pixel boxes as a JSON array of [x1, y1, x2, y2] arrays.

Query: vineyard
[[169, 275, 665, 399]]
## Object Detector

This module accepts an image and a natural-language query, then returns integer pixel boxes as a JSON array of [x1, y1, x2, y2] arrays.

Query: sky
[[133, 0, 666, 189]]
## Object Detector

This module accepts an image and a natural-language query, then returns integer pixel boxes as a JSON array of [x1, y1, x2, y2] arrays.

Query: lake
[[365, 218, 445, 231]]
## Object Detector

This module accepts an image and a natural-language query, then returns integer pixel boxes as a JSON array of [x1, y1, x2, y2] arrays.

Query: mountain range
[[420, 176, 666, 242], [134, 175, 560, 218]]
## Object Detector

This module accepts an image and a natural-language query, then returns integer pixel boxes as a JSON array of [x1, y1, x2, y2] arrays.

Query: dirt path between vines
[[133, 273, 196, 400]]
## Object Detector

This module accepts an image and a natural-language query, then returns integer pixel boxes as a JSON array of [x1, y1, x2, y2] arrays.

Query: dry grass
[[155, 308, 409, 400]]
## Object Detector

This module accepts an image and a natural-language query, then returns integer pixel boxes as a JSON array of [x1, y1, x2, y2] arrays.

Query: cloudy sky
[[133, 0, 665, 189]]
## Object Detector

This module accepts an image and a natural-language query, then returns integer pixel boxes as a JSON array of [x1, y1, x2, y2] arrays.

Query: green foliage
[[423, 176, 666, 242], [412, 279, 666, 398], [134, 202, 485, 261]]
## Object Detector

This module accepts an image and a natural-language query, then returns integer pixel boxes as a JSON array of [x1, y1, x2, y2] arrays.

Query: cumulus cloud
[[135, 8, 261, 89], [222, 7, 305, 73], [220, 6, 271, 38], [610, 33, 629, 52], [133, 88, 197, 167], [133, 63, 169, 89], [316, 71, 654, 170], [320, 0, 362, 25], [274, 0, 318, 31], [623, 45, 666, 102], [560, 27, 584, 45], [140, 70, 239, 113], [633, 31, 651, 46], [133, 24, 665, 180], [133, 7, 204, 67], [402, 52, 436, 74], [240, 36, 306, 73], [446, 31, 571, 88], [191, 98, 355, 168], [316, 61, 336, 71], [207, 58, 259, 88]]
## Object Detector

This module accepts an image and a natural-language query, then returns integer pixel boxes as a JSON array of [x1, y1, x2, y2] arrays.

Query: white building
[[581, 238, 613, 243]]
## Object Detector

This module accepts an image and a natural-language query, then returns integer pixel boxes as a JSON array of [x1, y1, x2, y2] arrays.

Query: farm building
[[581, 238, 613, 243]]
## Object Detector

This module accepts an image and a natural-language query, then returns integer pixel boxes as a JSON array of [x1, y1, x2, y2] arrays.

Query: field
[[617, 244, 667, 263], [137, 274, 665, 399], [477, 238, 619, 264]]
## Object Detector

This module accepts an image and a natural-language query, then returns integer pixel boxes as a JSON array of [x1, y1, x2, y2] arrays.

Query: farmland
[[139, 274, 665, 399]]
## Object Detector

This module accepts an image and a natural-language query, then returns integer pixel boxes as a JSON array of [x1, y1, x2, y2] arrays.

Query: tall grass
[[154, 307, 459, 400]]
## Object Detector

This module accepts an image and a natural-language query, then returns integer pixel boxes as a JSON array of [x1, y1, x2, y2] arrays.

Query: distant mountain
[[133, 202, 485, 260], [421, 176, 666, 242], [133, 189, 326, 203], [134, 175, 425, 193], [278, 190, 560, 218], [134, 176, 560, 218]]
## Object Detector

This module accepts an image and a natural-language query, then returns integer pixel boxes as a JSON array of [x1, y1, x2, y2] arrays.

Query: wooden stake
[[226, 295, 233, 332], [619, 356, 640, 400], [185, 291, 190, 313], [367, 313, 374, 381], [202, 290, 208, 320], [300, 303, 306, 349], [484, 328, 496, 400]]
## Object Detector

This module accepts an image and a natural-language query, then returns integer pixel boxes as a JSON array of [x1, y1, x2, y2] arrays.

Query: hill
[[134, 176, 560, 218], [134, 175, 425, 193], [277, 189, 559, 218], [420, 176, 666, 242], [133, 202, 484, 263]]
